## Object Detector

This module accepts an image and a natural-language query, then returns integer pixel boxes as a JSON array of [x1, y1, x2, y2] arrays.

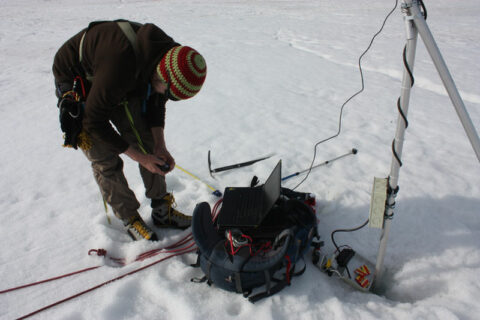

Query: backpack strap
[[78, 20, 142, 82], [78, 30, 94, 82], [77, 32, 94, 82], [116, 21, 142, 79], [78, 32, 86, 64], [248, 259, 307, 303], [116, 21, 139, 56], [234, 272, 243, 294], [248, 279, 288, 303]]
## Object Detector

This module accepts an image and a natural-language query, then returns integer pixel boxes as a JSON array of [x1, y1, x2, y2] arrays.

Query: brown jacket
[[53, 21, 179, 153]]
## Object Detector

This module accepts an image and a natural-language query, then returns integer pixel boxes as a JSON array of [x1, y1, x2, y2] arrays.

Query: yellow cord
[[175, 165, 218, 193], [122, 101, 148, 154], [122, 100, 220, 195], [103, 199, 112, 225]]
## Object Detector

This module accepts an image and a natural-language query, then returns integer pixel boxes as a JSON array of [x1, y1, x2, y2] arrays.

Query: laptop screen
[[262, 160, 281, 212], [216, 160, 282, 230]]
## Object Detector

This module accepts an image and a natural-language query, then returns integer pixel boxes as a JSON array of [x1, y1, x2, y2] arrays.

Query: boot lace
[[165, 194, 190, 222], [132, 220, 152, 239]]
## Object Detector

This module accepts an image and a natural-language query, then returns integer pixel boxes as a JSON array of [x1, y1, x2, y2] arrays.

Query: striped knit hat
[[157, 46, 207, 100]]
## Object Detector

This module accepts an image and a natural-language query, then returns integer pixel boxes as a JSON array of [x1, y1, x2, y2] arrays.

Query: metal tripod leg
[[410, 3, 480, 160]]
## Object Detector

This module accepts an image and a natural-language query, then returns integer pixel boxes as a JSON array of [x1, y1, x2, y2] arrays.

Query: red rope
[[135, 241, 196, 262], [285, 255, 292, 284], [0, 266, 101, 295], [16, 247, 196, 320], [251, 241, 272, 257], [88, 249, 107, 256], [73, 75, 86, 98], [5, 211, 199, 318], [165, 233, 193, 250], [96, 233, 196, 266], [2, 233, 195, 296], [228, 231, 235, 255], [211, 198, 223, 221]]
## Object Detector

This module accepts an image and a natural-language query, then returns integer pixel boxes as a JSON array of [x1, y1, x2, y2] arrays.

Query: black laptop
[[216, 160, 282, 230]]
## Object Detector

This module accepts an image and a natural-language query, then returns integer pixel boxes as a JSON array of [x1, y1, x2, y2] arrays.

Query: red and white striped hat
[[157, 46, 207, 100]]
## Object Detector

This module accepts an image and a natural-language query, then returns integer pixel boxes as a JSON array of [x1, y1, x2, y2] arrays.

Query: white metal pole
[[373, 1, 418, 286]]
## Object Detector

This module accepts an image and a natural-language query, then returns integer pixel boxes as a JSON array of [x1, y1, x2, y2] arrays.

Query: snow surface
[[1, 0, 479, 319]]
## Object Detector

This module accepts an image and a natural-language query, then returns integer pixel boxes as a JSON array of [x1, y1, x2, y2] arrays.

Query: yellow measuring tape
[[175, 164, 221, 196]]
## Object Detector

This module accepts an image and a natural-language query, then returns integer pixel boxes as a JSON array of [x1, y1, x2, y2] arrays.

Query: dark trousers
[[82, 97, 167, 221]]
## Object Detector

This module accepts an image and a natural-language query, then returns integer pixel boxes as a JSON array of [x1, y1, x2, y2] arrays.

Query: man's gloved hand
[[58, 95, 83, 149], [153, 147, 175, 173]]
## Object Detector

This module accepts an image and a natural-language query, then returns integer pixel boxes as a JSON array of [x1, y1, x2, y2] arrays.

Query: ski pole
[[282, 148, 358, 181], [208, 150, 273, 177], [175, 164, 222, 197]]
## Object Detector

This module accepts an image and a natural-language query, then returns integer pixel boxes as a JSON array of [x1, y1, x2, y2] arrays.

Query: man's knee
[[91, 155, 124, 176]]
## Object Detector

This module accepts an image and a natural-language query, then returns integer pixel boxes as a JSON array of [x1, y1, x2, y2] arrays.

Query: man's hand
[[124, 146, 169, 175], [151, 126, 175, 173], [153, 146, 175, 173]]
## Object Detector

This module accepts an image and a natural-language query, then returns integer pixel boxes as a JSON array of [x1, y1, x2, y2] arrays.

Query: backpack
[[191, 188, 319, 303]]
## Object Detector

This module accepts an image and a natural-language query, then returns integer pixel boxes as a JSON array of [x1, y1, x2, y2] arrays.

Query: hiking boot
[[151, 193, 191, 229], [125, 216, 158, 241]]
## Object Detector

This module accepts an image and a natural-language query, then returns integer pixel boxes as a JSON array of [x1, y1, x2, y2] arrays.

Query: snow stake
[[208, 150, 273, 178]]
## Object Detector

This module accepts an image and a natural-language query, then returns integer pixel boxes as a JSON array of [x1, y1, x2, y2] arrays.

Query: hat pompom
[[157, 46, 207, 100]]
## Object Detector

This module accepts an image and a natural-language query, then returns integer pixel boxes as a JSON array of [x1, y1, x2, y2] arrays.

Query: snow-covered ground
[[1, 0, 479, 319]]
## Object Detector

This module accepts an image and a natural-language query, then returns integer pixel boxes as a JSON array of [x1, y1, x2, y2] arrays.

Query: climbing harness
[[58, 75, 92, 150]]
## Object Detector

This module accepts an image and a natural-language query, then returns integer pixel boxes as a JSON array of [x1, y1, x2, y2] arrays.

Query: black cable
[[345, 266, 352, 279], [392, 48, 410, 169], [391, 139, 403, 167], [391, 0, 429, 170], [402, 45, 415, 87], [325, 1, 428, 266], [293, 0, 399, 191], [393, 48, 411, 169], [419, 0, 427, 20], [397, 97, 408, 128], [331, 218, 369, 252], [330, 219, 369, 279]]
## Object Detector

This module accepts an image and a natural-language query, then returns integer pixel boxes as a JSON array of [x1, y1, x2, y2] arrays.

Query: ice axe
[[208, 150, 274, 178], [282, 148, 358, 181]]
